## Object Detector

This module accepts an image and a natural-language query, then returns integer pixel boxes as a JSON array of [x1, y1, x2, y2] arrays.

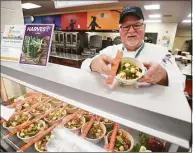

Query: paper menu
[[1, 25, 25, 62]]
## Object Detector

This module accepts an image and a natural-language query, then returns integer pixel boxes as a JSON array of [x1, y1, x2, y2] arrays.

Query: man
[[81, 6, 185, 90]]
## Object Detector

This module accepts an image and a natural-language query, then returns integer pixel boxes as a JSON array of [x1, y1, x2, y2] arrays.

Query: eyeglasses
[[120, 22, 144, 32]]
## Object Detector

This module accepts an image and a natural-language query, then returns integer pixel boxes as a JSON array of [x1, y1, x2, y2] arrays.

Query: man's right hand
[[90, 55, 115, 75]]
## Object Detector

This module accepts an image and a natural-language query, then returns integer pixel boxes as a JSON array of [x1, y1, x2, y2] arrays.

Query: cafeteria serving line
[[0, 0, 192, 152]]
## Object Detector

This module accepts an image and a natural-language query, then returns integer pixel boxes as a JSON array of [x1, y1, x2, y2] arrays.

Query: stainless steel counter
[[50, 53, 93, 61], [1, 60, 191, 149]]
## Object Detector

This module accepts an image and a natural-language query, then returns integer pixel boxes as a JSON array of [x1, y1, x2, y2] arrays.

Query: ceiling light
[[187, 14, 192, 17], [22, 3, 41, 9], [182, 20, 191, 23], [144, 4, 160, 10], [145, 20, 162, 23], [149, 14, 161, 18], [54, 1, 118, 8]]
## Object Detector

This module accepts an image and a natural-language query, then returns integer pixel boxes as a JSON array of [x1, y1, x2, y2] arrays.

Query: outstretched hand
[[138, 62, 168, 86]]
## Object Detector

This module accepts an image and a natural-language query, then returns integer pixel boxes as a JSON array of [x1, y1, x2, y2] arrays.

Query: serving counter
[[0, 60, 191, 152]]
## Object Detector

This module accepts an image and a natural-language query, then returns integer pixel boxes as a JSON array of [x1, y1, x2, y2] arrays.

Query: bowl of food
[[3, 113, 31, 132], [65, 104, 78, 114], [23, 98, 40, 108], [100, 117, 114, 128], [64, 116, 85, 134], [30, 103, 52, 117], [44, 105, 67, 126], [105, 129, 134, 152], [15, 105, 22, 112], [34, 133, 53, 152], [83, 111, 93, 122], [116, 57, 146, 85], [17, 120, 46, 143], [50, 98, 63, 107], [13, 95, 25, 103], [39, 93, 50, 101], [81, 122, 106, 144]]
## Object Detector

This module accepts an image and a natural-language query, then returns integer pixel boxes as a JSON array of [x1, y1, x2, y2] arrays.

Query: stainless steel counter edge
[[1, 61, 191, 149]]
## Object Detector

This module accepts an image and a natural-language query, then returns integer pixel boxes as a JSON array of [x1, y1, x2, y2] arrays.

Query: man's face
[[119, 15, 145, 48]]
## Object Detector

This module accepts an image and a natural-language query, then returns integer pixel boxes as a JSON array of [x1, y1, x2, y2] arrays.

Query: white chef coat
[[81, 43, 185, 91]]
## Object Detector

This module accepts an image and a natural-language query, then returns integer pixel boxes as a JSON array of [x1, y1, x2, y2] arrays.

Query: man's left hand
[[138, 62, 168, 86]]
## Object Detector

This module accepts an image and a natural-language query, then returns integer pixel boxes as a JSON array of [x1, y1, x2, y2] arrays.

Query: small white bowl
[[49, 98, 65, 107], [116, 57, 146, 86], [35, 142, 45, 152], [84, 114, 92, 122], [101, 121, 114, 128], [105, 129, 134, 152], [44, 109, 67, 126], [81, 122, 106, 144], [23, 99, 39, 108], [30, 103, 52, 117], [15, 105, 22, 112], [3, 113, 31, 132], [65, 105, 78, 114], [82, 111, 93, 122], [34, 134, 53, 152], [100, 117, 114, 128], [39, 94, 50, 102], [64, 116, 85, 135], [50, 101, 63, 107], [13, 96, 25, 102], [17, 120, 46, 143]]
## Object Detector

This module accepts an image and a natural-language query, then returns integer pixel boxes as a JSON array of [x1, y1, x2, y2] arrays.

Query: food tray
[[0, 93, 188, 152]]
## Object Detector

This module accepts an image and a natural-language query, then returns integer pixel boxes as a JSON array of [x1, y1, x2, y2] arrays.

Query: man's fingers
[[100, 62, 110, 75], [101, 67, 110, 75], [143, 62, 151, 69], [101, 56, 115, 64], [138, 74, 156, 84], [138, 75, 150, 82], [138, 74, 154, 83], [101, 70, 109, 75]]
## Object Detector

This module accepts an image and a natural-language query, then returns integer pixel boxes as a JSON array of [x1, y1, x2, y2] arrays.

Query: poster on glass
[[19, 24, 54, 66]]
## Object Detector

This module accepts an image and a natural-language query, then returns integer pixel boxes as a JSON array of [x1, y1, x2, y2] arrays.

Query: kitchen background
[[23, 10, 180, 50]]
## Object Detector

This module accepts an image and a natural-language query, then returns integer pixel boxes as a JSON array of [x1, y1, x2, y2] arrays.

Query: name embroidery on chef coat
[[162, 53, 173, 67], [122, 43, 145, 58]]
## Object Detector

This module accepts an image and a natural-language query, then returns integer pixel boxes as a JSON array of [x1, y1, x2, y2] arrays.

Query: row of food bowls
[[3, 95, 134, 152], [33, 121, 134, 152], [3, 111, 134, 152], [2, 102, 78, 131]]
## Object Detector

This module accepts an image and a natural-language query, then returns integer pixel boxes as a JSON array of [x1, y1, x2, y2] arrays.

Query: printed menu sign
[[1, 25, 25, 61], [19, 24, 54, 66]]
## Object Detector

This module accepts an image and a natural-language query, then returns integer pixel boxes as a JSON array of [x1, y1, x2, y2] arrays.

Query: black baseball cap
[[119, 6, 144, 23]]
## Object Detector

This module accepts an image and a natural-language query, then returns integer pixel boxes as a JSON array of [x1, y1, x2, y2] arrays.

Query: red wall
[[61, 12, 87, 30]]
